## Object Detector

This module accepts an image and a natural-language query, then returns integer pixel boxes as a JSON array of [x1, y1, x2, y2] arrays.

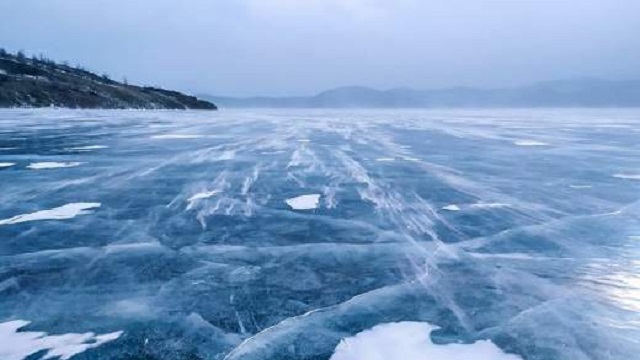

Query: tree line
[[0, 47, 129, 85]]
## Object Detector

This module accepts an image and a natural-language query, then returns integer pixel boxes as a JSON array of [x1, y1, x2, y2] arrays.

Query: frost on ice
[[330, 322, 522, 360]]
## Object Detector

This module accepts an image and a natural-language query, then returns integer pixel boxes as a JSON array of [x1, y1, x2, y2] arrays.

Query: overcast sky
[[1, 0, 639, 96]]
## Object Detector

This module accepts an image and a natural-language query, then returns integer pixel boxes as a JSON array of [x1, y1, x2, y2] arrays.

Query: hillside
[[205, 79, 640, 108], [0, 50, 216, 110]]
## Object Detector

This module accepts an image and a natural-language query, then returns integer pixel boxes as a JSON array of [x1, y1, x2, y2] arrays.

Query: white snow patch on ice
[[0, 203, 101, 226], [147, 124, 176, 128], [0, 162, 16, 168], [470, 203, 510, 209], [260, 150, 286, 155], [569, 185, 592, 189], [67, 145, 108, 151], [219, 150, 236, 160], [286, 194, 321, 210], [442, 204, 461, 211], [151, 134, 204, 139], [330, 322, 522, 360], [0, 319, 122, 360], [27, 162, 82, 170], [613, 173, 640, 180], [375, 157, 395, 162], [514, 140, 549, 146], [442, 203, 508, 212]]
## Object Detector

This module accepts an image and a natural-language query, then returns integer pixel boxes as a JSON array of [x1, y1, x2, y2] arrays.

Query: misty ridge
[[2, 43, 640, 110], [205, 78, 640, 108], [4, 1, 640, 108]]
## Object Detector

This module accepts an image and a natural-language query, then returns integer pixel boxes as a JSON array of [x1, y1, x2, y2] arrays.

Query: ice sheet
[[1, 108, 639, 360]]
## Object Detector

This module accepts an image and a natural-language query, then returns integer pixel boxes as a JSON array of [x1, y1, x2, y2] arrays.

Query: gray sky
[[1, 0, 639, 96]]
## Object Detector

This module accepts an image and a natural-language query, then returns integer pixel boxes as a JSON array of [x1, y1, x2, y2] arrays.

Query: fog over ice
[[1, 0, 639, 96]]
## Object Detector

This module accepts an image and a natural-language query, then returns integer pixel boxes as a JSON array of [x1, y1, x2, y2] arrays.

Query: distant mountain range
[[0, 50, 216, 110], [204, 79, 640, 108]]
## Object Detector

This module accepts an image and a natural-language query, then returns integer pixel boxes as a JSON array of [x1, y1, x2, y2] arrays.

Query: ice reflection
[[582, 238, 640, 314], [597, 260, 640, 312]]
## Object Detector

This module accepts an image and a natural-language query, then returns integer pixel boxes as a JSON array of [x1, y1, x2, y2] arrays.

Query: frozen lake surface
[[0, 108, 639, 360]]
